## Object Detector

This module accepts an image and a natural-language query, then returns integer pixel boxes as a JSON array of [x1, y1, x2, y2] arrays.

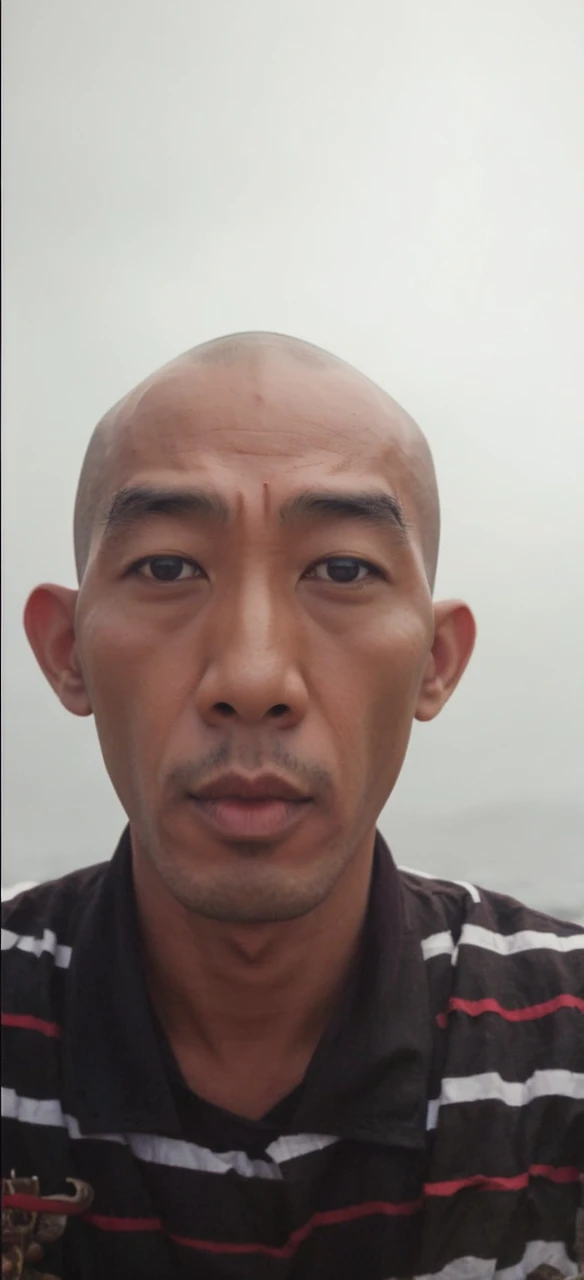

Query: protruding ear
[[415, 599, 476, 722], [23, 585, 93, 717]]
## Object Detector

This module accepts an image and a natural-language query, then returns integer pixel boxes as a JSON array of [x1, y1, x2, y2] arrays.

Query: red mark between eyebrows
[[263, 480, 271, 516]]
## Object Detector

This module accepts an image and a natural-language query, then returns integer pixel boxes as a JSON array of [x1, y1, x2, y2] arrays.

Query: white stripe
[[495, 1239, 575, 1279], [421, 931, 456, 961], [389, 1240, 575, 1279], [426, 1097, 441, 1130], [1, 927, 72, 969], [2, 1087, 337, 1180], [3, 1089, 579, 1272], [6, 915, 580, 979], [399, 867, 481, 903], [426, 1068, 584, 1128], [2, 1087, 81, 1137], [405, 1259, 496, 1280], [459, 922, 584, 955], [266, 1132, 338, 1163], [126, 1131, 282, 1180], [420, 921, 584, 966], [127, 1131, 337, 1175]]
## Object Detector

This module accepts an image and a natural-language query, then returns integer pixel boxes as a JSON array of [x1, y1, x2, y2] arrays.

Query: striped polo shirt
[[2, 829, 583, 1279]]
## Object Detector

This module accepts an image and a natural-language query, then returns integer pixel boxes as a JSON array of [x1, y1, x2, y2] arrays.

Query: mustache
[[168, 741, 331, 797]]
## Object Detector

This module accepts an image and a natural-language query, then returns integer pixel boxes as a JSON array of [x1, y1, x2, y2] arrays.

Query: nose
[[194, 575, 309, 729]]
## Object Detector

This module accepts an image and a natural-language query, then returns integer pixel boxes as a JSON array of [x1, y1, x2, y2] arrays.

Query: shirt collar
[[63, 828, 431, 1150], [290, 836, 432, 1149], [63, 829, 182, 1137]]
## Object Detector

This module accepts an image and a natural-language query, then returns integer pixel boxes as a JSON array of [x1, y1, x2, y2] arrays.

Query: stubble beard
[[145, 830, 354, 925]]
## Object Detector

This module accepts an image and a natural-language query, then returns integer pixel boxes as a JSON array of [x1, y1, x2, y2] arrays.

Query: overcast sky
[[3, 0, 583, 913]]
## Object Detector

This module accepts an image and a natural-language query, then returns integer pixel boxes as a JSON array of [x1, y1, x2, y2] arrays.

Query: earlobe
[[415, 600, 476, 723], [23, 585, 93, 717]]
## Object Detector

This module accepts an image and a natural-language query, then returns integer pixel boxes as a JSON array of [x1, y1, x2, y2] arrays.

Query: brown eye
[[137, 556, 201, 582], [309, 558, 382, 584]]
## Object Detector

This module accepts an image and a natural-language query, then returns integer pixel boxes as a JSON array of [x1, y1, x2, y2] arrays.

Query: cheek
[[347, 607, 429, 751], [317, 606, 429, 763], [341, 603, 428, 698], [79, 611, 192, 770]]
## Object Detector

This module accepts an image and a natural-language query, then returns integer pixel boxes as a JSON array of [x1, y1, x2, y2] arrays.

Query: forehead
[[103, 355, 415, 497]]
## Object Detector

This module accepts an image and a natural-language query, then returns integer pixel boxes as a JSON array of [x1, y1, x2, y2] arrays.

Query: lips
[[189, 773, 312, 839], [192, 772, 311, 803]]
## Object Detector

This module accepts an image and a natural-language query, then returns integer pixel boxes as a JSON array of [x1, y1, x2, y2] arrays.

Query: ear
[[23, 585, 93, 717], [415, 599, 476, 723]]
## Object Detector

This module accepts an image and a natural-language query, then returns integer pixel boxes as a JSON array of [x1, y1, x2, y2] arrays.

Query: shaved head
[[29, 328, 474, 930], [73, 332, 440, 589]]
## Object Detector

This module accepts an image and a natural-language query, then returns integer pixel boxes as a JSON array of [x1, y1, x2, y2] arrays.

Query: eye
[[132, 556, 203, 582], [306, 557, 383, 585]]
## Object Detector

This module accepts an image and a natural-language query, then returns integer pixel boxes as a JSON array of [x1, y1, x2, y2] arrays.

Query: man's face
[[73, 354, 437, 922]]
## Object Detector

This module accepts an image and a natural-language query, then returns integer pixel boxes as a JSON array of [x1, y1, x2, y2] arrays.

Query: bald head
[[29, 330, 478, 931], [73, 331, 440, 588]]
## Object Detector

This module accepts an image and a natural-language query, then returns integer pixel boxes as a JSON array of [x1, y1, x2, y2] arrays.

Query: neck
[[131, 832, 376, 1118]]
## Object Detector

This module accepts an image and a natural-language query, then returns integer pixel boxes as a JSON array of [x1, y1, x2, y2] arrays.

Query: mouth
[[189, 795, 312, 839], [187, 772, 314, 840]]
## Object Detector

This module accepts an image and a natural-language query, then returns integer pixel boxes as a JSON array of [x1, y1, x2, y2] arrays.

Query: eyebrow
[[279, 488, 408, 537], [101, 484, 409, 544], [102, 486, 231, 537]]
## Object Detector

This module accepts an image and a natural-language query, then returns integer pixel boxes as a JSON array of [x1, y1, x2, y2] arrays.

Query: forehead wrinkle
[[107, 358, 407, 479]]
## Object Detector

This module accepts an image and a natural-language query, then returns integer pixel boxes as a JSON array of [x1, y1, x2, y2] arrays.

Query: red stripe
[[85, 1198, 422, 1258], [84, 1213, 162, 1232], [427, 1172, 528, 1194], [436, 993, 584, 1028], [3, 1192, 87, 1216], [82, 1166, 581, 1255], [425, 1165, 581, 1196], [1, 1011, 61, 1038], [529, 1164, 583, 1184], [171, 1197, 423, 1257]]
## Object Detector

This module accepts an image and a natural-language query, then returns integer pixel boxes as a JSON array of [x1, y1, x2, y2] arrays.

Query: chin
[[156, 852, 344, 925]]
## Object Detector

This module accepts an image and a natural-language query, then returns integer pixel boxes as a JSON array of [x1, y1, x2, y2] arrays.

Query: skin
[[24, 333, 475, 1118]]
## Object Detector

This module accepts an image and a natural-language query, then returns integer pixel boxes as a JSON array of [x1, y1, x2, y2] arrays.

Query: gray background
[[2, 0, 583, 918]]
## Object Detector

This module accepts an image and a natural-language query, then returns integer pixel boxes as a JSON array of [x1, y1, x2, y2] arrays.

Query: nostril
[[215, 702, 236, 716], [269, 705, 289, 718]]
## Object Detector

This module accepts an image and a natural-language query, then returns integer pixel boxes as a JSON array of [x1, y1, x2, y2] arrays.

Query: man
[[2, 332, 583, 1280]]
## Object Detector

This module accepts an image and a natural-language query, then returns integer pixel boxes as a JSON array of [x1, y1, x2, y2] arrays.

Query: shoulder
[[2, 861, 107, 929], [2, 864, 109, 1135], [2, 862, 108, 994], [400, 866, 583, 1074], [400, 868, 584, 1125], [402, 876, 584, 1266], [399, 865, 584, 976]]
